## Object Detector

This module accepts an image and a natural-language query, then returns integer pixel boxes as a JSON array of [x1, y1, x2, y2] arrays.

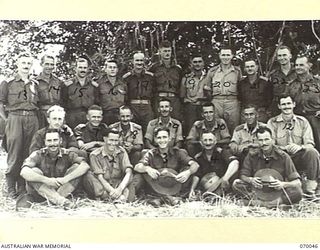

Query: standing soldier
[[61, 57, 99, 129], [36, 54, 63, 128], [97, 60, 126, 125], [122, 52, 155, 132], [269, 46, 297, 116], [203, 46, 242, 133], [180, 54, 207, 135], [149, 40, 183, 121], [238, 59, 273, 123], [0, 53, 39, 198]]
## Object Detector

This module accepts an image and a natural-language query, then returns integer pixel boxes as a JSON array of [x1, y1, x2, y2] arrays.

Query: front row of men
[[16, 93, 320, 209]]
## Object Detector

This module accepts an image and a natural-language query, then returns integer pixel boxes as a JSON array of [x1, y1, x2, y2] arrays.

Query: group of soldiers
[[1, 40, 320, 210]]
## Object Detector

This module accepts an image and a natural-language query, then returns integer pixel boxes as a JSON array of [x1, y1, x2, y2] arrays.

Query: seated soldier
[[145, 98, 183, 149], [109, 105, 143, 165], [134, 127, 199, 206], [267, 94, 320, 198], [229, 105, 268, 161], [19, 129, 90, 209], [190, 131, 239, 199], [74, 105, 108, 153], [233, 127, 302, 208], [186, 102, 231, 157], [83, 128, 134, 202], [29, 105, 86, 158]]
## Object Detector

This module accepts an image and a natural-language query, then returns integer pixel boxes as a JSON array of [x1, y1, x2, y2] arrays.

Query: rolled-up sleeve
[[89, 153, 104, 175]]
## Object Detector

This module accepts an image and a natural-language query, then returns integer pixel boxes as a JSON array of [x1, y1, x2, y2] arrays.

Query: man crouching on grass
[[134, 127, 199, 206], [83, 128, 134, 202], [232, 126, 303, 208], [19, 129, 90, 209]]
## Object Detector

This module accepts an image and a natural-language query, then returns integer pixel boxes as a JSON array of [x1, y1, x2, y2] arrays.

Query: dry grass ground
[[0, 153, 320, 218]]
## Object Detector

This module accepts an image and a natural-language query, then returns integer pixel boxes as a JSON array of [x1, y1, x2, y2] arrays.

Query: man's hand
[[123, 142, 133, 153], [284, 143, 302, 154], [80, 141, 97, 151], [146, 167, 160, 179], [188, 189, 196, 200], [315, 111, 320, 118], [250, 177, 263, 189], [110, 186, 123, 199], [44, 178, 62, 189], [220, 178, 230, 190], [55, 177, 68, 186], [175, 170, 191, 183], [268, 179, 285, 190]]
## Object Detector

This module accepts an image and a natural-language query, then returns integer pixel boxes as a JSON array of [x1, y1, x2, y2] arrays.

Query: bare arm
[[60, 161, 90, 183], [0, 103, 7, 121], [222, 160, 239, 182]]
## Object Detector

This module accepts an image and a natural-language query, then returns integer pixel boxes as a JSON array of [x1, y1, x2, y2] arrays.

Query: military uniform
[[233, 146, 302, 205], [0, 74, 40, 196], [286, 73, 320, 152], [74, 122, 109, 152], [203, 64, 242, 133], [122, 70, 155, 132], [267, 114, 320, 182], [22, 147, 85, 205], [186, 119, 231, 156], [180, 70, 207, 135], [238, 75, 273, 123], [61, 77, 99, 129], [36, 73, 63, 128], [149, 61, 183, 121], [97, 74, 126, 125], [145, 117, 183, 148], [269, 67, 297, 116]]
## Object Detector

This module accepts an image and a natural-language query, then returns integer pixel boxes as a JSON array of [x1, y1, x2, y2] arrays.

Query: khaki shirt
[[180, 70, 206, 104], [109, 122, 143, 148], [267, 114, 315, 147], [269, 66, 297, 97], [203, 64, 242, 96], [36, 73, 63, 107]]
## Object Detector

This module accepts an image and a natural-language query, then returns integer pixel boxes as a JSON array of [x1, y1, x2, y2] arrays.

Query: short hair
[[133, 51, 145, 58], [154, 127, 170, 137], [47, 105, 66, 118], [158, 98, 172, 105], [244, 58, 258, 65], [159, 40, 172, 48], [88, 105, 102, 112], [103, 128, 120, 137], [119, 105, 132, 114], [45, 128, 61, 137], [276, 45, 292, 54], [40, 54, 55, 64], [219, 46, 235, 54], [277, 94, 294, 104], [242, 104, 258, 112], [17, 52, 33, 59], [201, 131, 217, 139], [256, 126, 273, 137], [201, 102, 215, 112], [104, 59, 118, 66], [296, 55, 311, 64], [76, 57, 88, 65], [190, 53, 204, 60]]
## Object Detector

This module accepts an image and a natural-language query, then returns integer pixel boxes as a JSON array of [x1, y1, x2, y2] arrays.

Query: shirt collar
[[117, 122, 135, 132], [44, 148, 63, 158], [275, 114, 298, 123], [101, 146, 121, 159], [157, 117, 174, 126], [201, 120, 219, 130], [87, 122, 102, 131], [297, 73, 314, 83], [217, 64, 236, 73], [258, 146, 279, 160], [37, 73, 52, 83], [243, 122, 261, 133], [154, 146, 175, 156], [132, 69, 146, 76]]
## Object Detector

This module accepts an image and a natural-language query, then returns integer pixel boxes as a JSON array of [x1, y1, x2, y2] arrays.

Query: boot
[[5, 175, 17, 199], [37, 184, 69, 206], [17, 177, 26, 196], [304, 180, 318, 199]]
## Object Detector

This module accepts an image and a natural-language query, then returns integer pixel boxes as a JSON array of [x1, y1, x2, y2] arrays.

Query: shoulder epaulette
[[184, 72, 193, 78], [5, 76, 15, 83], [74, 123, 87, 131], [194, 120, 203, 129], [259, 75, 269, 81], [148, 119, 158, 126], [132, 123, 142, 130], [100, 123, 108, 129], [194, 151, 203, 159], [208, 65, 220, 73], [91, 80, 99, 87], [64, 79, 74, 87], [40, 148, 47, 154], [295, 115, 308, 122], [90, 147, 102, 156], [268, 117, 277, 123], [109, 122, 120, 129], [234, 124, 245, 132], [175, 64, 182, 69], [122, 72, 132, 79], [144, 71, 154, 77]]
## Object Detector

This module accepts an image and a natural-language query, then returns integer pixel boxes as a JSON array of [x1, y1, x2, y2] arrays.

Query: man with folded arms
[[20, 129, 90, 209]]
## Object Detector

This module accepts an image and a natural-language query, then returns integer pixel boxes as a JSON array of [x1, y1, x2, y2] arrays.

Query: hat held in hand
[[253, 168, 284, 201], [144, 168, 182, 195], [200, 172, 222, 192]]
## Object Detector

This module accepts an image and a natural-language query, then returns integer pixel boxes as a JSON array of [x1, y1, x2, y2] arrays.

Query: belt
[[158, 92, 176, 97], [130, 99, 151, 105], [10, 110, 37, 116], [213, 95, 237, 100]]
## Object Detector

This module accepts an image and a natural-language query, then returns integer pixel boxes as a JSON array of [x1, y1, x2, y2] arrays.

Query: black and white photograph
[[0, 19, 320, 221]]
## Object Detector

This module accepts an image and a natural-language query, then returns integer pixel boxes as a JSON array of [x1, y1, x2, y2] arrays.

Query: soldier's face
[[155, 130, 170, 149], [119, 109, 133, 125], [219, 49, 233, 65], [105, 62, 118, 77], [158, 101, 172, 117], [295, 57, 310, 75], [244, 61, 258, 75], [104, 132, 120, 152], [200, 133, 217, 150], [87, 110, 103, 127], [133, 53, 145, 70], [276, 48, 292, 65], [17, 56, 33, 75], [278, 97, 295, 115], [47, 112, 65, 129], [159, 47, 172, 61], [243, 107, 257, 125], [191, 57, 204, 71], [41, 57, 55, 75], [257, 131, 274, 153], [202, 106, 215, 122], [45, 132, 61, 153], [76, 61, 88, 78]]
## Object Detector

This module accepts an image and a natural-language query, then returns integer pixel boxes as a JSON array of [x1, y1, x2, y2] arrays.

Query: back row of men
[[1, 41, 320, 208]]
